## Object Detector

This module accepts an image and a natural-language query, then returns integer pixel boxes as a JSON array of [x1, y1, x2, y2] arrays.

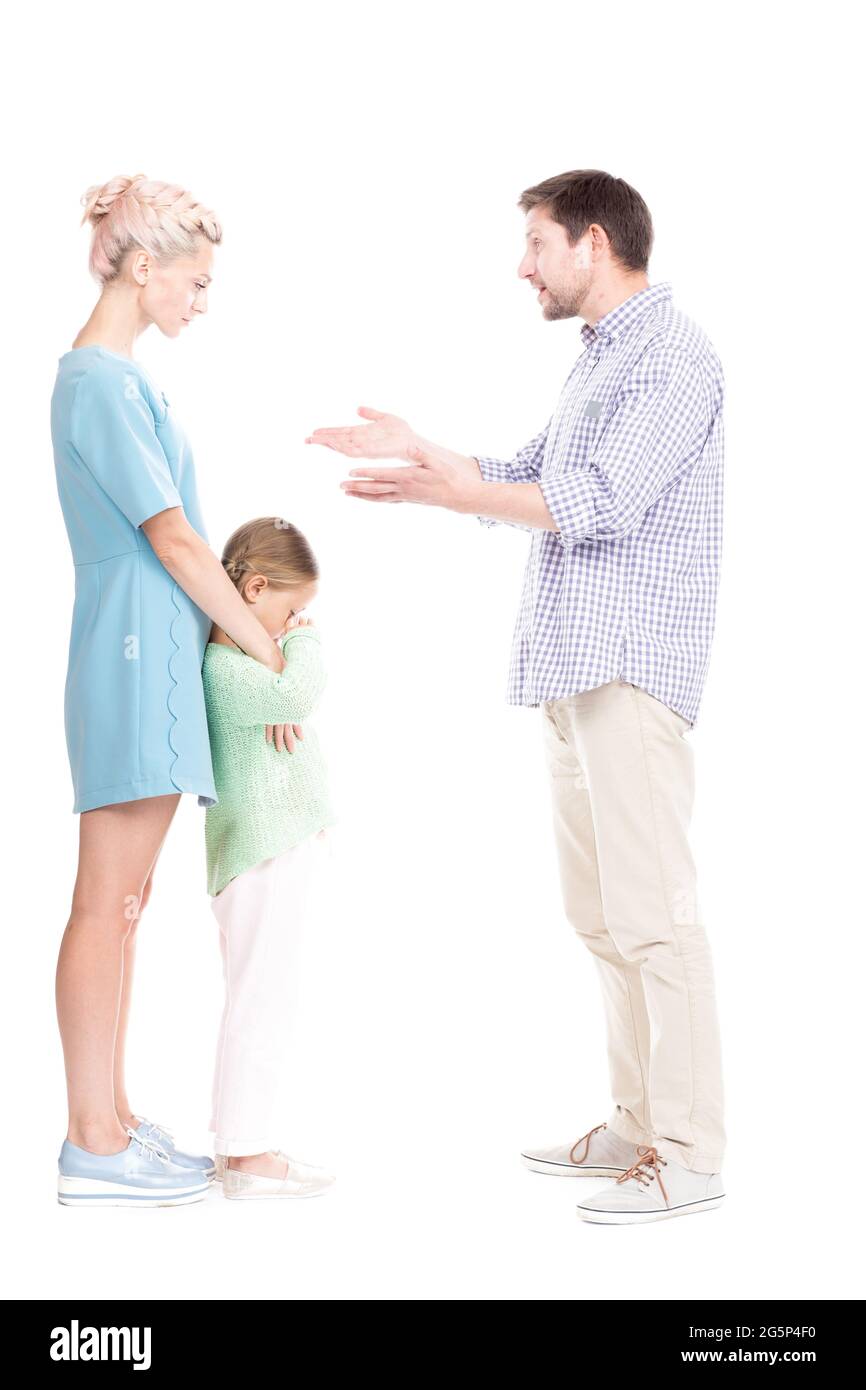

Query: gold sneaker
[[222, 1150, 335, 1200]]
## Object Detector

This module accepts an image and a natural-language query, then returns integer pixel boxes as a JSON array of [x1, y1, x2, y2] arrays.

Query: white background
[[2, 0, 863, 1301]]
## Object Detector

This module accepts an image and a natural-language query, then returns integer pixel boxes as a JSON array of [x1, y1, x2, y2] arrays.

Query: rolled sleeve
[[473, 417, 552, 531], [540, 348, 711, 548], [474, 456, 511, 528], [537, 472, 596, 545]]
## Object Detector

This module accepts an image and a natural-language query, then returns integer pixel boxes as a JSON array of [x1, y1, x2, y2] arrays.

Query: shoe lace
[[137, 1116, 175, 1146], [125, 1124, 172, 1163], [616, 1144, 669, 1205], [569, 1122, 607, 1164]]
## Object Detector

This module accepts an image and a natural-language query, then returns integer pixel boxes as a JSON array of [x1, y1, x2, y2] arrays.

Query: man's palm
[[305, 406, 413, 460]]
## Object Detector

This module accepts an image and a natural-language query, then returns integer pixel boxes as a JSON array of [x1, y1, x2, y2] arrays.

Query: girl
[[202, 516, 338, 1200]]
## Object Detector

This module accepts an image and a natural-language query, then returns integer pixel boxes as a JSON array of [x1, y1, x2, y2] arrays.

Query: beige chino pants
[[540, 678, 726, 1173]]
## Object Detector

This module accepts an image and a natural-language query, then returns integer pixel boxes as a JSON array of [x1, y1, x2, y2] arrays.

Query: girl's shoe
[[222, 1150, 335, 1200], [213, 1153, 226, 1182], [132, 1116, 216, 1180], [58, 1126, 212, 1207]]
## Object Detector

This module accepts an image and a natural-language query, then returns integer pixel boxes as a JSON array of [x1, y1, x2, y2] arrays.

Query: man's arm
[[470, 417, 555, 532], [360, 422, 559, 532], [536, 347, 713, 547], [470, 478, 560, 531], [467, 348, 713, 545]]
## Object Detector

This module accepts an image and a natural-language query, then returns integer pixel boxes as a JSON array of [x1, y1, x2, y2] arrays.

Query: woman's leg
[[112, 816, 175, 1129], [111, 878, 148, 1132], [56, 793, 182, 1154]]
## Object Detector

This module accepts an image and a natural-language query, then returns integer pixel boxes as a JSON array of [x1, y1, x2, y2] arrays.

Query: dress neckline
[[59, 345, 138, 364]]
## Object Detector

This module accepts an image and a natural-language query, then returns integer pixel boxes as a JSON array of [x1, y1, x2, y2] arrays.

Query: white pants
[[208, 828, 333, 1157]]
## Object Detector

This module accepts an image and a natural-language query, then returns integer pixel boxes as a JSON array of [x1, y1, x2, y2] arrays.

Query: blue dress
[[51, 346, 218, 813]]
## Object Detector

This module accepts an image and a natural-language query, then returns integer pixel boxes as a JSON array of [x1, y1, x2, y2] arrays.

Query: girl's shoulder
[[203, 641, 247, 671]]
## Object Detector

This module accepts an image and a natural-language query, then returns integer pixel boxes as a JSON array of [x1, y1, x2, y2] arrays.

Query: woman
[[51, 172, 299, 1208]]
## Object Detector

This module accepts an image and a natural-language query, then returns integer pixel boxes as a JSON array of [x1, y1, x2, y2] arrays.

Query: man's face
[[518, 206, 593, 321]]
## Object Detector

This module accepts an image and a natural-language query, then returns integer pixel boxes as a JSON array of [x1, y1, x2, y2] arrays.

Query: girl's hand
[[266, 721, 303, 753], [275, 613, 315, 641], [265, 616, 315, 750]]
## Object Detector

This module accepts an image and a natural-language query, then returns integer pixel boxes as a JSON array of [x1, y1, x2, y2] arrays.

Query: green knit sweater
[[202, 626, 337, 896]]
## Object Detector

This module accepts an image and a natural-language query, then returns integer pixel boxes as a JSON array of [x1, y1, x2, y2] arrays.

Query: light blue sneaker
[[131, 1116, 216, 1180], [58, 1126, 212, 1207]]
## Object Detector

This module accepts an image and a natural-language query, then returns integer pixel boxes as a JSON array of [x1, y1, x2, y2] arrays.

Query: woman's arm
[[141, 507, 284, 674], [221, 626, 326, 727]]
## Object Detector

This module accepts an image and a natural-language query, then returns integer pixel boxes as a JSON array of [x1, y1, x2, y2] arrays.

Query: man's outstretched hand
[[305, 406, 415, 461], [305, 406, 481, 513]]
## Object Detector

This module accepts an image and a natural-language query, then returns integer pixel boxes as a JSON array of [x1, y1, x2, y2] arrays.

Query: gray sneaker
[[521, 1121, 640, 1177]]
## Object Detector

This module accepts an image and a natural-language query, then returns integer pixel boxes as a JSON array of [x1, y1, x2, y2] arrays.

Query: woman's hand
[[265, 614, 315, 752]]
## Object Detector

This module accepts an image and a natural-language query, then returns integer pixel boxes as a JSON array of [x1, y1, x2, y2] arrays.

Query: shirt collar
[[580, 280, 673, 347]]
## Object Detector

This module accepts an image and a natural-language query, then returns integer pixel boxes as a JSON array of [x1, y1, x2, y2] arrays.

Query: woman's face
[[138, 236, 215, 339]]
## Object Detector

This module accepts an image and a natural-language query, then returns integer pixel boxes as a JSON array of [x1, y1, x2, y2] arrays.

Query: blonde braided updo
[[79, 172, 222, 285]]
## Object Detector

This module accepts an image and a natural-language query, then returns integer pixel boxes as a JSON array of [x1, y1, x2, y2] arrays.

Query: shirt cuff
[[472, 455, 510, 526], [537, 473, 596, 547], [473, 455, 547, 529], [474, 455, 517, 484]]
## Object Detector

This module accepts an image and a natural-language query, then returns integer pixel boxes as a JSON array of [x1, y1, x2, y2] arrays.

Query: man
[[306, 168, 726, 1226]]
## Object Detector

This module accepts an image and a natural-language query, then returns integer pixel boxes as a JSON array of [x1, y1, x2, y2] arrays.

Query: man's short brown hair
[[519, 169, 653, 274]]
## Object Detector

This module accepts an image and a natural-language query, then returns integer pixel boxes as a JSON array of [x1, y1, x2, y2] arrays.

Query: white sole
[[521, 1154, 628, 1178], [576, 1194, 725, 1224], [223, 1185, 333, 1201], [57, 1173, 210, 1207]]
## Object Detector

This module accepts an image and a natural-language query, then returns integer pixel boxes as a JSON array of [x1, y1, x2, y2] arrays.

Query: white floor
[[15, 1120, 852, 1301], [13, 656, 866, 1302]]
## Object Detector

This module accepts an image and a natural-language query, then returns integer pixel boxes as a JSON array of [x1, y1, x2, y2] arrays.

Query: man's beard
[[542, 273, 591, 322]]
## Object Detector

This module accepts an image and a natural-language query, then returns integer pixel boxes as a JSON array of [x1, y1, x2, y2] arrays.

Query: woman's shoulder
[[68, 350, 165, 425]]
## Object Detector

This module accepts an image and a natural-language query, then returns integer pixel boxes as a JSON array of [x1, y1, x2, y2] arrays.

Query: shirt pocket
[[542, 393, 607, 478]]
